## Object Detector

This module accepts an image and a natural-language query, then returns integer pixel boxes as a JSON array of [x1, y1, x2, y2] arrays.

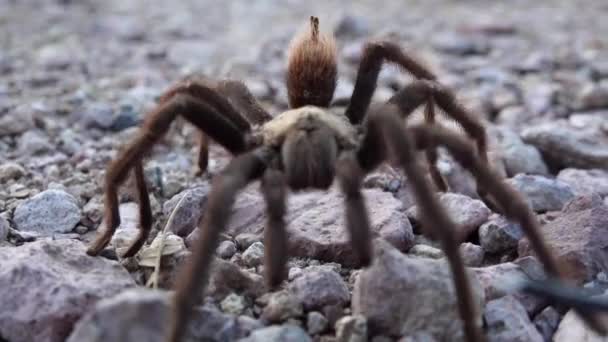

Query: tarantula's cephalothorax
[[86, 16, 606, 342]]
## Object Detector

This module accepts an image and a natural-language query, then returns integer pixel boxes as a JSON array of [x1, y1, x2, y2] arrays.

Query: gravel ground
[[1, 1, 608, 341]]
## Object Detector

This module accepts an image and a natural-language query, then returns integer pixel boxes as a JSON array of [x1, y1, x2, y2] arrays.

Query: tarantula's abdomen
[[281, 125, 338, 190], [286, 16, 337, 109]]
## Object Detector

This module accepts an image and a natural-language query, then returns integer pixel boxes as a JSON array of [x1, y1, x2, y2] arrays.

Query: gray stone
[[262, 291, 303, 323], [0, 162, 25, 182], [18, 130, 52, 155], [479, 215, 524, 254], [473, 262, 545, 315], [353, 240, 484, 340], [306, 311, 328, 335], [557, 168, 608, 197], [207, 258, 266, 300], [409, 244, 444, 259], [67, 288, 260, 342], [239, 325, 312, 342], [519, 195, 608, 283], [163, 185, 210, 237], [408, 192, 491, 242], [493, 127, 549, 176], [0, 215, 8, 242], [553, 309, 608, 342], [507, 174, 575, 212], [460, 242, 484, 267], [521, 115, 608, 170], [217, 240, 237, 259], [575, 82, 608, 110], [242, 241, 265, 268], [484, 296, 543, 342], [0, 239, 135, 342], [432, 33, 490, 56], [334, 14, 370, 39], [289, 268, 350, 311], [533, 306, 560, 342], [235, 233, 263, 251], [13, 189, 82, 234], [335, 315, 368, 342], [0, 106, 34, 136], [220, 293, 248, 315]]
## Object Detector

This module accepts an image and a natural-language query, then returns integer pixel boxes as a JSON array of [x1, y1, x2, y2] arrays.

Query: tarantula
[[86, 17, 604, 342]]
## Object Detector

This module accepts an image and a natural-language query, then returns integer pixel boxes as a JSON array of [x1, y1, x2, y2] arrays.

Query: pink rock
[[518, 195, 608, 283]]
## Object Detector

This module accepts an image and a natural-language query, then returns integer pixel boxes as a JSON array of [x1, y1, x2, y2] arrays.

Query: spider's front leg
[[87, 89, 251, 257], [261, 168, 289, 288], [167, 148, 270, 342], [359, 104, 485, 342]]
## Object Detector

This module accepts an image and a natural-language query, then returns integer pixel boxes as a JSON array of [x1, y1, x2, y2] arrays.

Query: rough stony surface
[[0, 239, 135, 342], [13, 189, 81, 234], [353, 240, 484, 340], [68, 288, 260, 342], [507, 174, 575, 212], [408, 192, 491, 242], [0, 215, 8, 242], [162, 185, 210, 237], [518, 195, 608, 283], [335, 315, 368, 342], [553, 309, 608, 342], [289, 268, 350, 311], [521, 114, 608, 170], [533, 306, 561, 342], [484, 296, 543, 342], [3, 0, 608, 339], [557, 168, 608, 198], [479, 215, 524, 254], [239, 325, 312, 342]]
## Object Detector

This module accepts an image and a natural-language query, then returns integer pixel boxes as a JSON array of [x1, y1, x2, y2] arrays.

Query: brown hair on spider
[[286, 16, 337, 108]]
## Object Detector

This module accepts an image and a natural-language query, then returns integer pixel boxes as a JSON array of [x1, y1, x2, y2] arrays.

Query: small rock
[[335, 315, 368, 342], [479, 215, 524, 254], [240, 325, 312, 342], [262, 291, 303, 323], [217, 240, 237, 259], [484, 295, 543, 342], [220, 293, 248, 315], [432, 32, 490, 56], [0, 239, 135, 342], [289, 268, 350, 311], [242, 241, 265, 268], [307, 311, 328, 335], [13, 189, 81, 234], [353, 240, 484, 340], [518, 195, 608, 283], [460, 243, 484, 267], [399, 332, 439, 342], [557, 168, 608, 197], [67, 288, 259, 342], [18, 130, 52, 155], [493, 127, 549, 176], [521, 115, 608, 169], [0, 106, 34, 136], [235, 233, 262, 250], [334, 14, 370, 38], [575, 82, 608, 110], [409, 244, 444, 259], [553, 308, 606, 342], [207, 258, 266, 300], [533, 306, 560, 342], [408, 192, 491, 242], [163, 185, 210, 237], [507, 174, 575, 212], [0, 162, 25, 182], [288, 267, 303, 280], [0, 216, 8, 242]]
